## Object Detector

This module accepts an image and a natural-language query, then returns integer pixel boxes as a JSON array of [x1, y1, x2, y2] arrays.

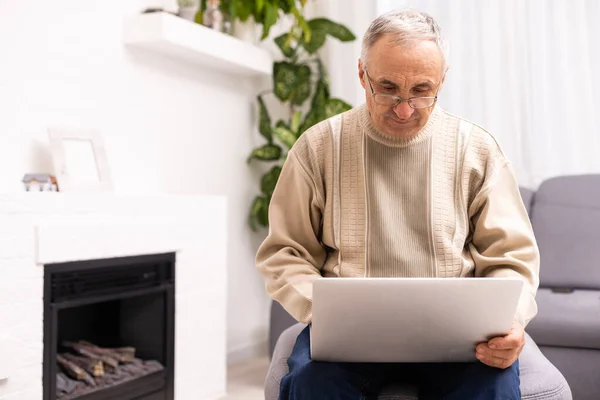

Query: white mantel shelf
[[123, 12, 273, 77]]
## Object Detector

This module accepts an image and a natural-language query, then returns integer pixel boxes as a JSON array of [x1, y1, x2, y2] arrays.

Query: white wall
[[0, 0, 271, 362], [375, 1, 600, 188]]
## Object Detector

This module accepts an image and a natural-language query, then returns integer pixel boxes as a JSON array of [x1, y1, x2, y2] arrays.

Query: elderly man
[[256, 9, 539, 400]]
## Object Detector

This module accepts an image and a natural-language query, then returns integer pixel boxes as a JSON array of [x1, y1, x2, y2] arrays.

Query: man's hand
[[475, 321, 525, 369]]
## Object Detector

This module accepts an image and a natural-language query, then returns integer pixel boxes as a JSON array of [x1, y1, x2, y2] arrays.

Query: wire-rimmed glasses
[[364, 68, 442, 109]]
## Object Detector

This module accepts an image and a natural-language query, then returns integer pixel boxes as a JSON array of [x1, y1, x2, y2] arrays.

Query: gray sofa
[[522, 175, 600, 399], [266, 174, 600, 399]]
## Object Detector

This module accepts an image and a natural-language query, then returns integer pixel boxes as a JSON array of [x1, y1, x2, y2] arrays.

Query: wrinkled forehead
[[365, 35, 445, 81]]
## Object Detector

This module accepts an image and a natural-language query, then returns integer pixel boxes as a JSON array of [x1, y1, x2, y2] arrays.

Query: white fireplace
[[0, 193, 227, 400]]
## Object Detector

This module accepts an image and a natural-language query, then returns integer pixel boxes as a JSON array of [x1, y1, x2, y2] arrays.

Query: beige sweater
[[256, 104, 540, 327]]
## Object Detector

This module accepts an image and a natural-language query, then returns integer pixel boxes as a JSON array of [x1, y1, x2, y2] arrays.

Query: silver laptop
[[310, 277, 523, 363]]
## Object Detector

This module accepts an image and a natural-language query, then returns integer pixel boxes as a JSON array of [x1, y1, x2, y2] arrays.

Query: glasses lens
[[409, 97, 436, 109], [374, 94, 399, 107]]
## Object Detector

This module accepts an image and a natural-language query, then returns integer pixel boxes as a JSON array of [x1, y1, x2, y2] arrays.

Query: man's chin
[[384, 119, 418, 137]]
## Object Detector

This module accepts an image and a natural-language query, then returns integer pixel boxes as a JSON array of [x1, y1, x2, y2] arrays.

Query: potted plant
[[244, 3, 356, 229], [195, 0, 310, 41], [197, 0, 356, 230]]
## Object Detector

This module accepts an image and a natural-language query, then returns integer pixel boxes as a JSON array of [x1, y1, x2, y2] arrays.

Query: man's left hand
[[475, 321, 525, 369]]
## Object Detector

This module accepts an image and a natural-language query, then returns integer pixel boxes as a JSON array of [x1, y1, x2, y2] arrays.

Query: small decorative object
[[177, 0, 198, 21], [48, 127, 113, 193], [202, 0, 224, 32], [22, 174, 59, 192], [141, 0, 179, 14]]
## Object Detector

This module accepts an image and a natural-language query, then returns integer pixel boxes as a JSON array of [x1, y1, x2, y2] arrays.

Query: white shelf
[[123, 12, 273, 77]]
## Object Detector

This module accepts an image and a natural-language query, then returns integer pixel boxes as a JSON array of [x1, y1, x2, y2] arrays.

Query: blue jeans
[[280, 326, 520, 400]]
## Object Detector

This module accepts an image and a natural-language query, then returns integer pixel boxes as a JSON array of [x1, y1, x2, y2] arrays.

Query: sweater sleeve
[[468, 162, 540, 327], [255, 148, 326, 324]]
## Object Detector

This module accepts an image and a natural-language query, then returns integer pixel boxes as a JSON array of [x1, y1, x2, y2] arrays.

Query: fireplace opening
[[44, 253, 175, 400]]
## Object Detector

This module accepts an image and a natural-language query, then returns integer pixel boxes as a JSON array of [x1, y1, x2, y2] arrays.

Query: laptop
[[310, 277, 524, 363]]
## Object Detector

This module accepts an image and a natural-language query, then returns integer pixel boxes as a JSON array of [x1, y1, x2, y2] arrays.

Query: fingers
[[477, 353, 515, 369], [477, 324, 525, 368], [476, 344, 518, 369], [476, 344, 512, 359], [488, 328, 525, 350]]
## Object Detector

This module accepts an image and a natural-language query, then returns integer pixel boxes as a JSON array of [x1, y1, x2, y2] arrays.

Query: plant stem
[[258, 89, 275, 97]]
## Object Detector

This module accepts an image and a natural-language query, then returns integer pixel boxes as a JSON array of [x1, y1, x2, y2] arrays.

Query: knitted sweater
[[256, 104, 540, 327]]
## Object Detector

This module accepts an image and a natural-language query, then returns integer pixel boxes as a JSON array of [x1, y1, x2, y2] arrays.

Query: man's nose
[[393, 101, 415, 120]]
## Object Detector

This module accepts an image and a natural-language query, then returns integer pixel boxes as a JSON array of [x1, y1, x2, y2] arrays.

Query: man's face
[[359, 35, 446, 138]]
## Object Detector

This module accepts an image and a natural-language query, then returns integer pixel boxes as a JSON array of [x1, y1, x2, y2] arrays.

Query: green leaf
[[257, 196, 270, 227], [311, 79, 328, 111], [276, 120, 290, 129], [280, 0, 293, 13], [248, 143, 282, 162], [236, 0, 253, 21], [298, 80, 329, 134], [261, 3, 278, 40], [227, 0, 237, 21], [249, 195, 269, 231], [274, 126, 297, 149], [261, 166, 282, 197], [291, 64, 311, 105], [273, 61, 298, 102], [298, 110, 321, 136], [274, 33, 295, 58], [292, 8, 311, 43], [255, 0, 265, 15], [193, 0, 206, 24], [325, 98, 353, 118], [194, 10, 203, 24], [308, 18, 356, 42], [316, 59, 330, 98], [257, 96, 272, 142], [301, 28, 326, 54], [298, 108, 322, 135], [291, 111, 302, 134], [302, 18, 355, 54]]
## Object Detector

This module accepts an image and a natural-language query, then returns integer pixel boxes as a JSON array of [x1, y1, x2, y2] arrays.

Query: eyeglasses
[[364, 68, 443, 109]]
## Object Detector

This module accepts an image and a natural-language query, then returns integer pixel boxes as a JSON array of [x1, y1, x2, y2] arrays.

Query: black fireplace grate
[[49, 255, 174, 303]]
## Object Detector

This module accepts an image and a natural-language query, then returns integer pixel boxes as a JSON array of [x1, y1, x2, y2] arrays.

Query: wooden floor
[[219, 356, 270, 400]]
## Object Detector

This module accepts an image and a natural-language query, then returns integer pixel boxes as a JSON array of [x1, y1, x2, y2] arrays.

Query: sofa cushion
[[520, 187, 535, 216], [531, 174, 600, 289], [539, 346, 600, 400], [526, 288, 600, 349]]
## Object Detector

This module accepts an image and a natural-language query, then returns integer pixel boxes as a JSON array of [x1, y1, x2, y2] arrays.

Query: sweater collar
[[358, 103, 442, 148]]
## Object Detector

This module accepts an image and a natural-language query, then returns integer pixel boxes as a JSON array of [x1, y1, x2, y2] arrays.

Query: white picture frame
[[48, 127, 113, 192]]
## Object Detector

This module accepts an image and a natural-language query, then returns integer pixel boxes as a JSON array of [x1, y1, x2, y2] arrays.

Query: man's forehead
[[367, 35, 444, 78], [376, 75, 435, 88], [368, 62, 440, 87]]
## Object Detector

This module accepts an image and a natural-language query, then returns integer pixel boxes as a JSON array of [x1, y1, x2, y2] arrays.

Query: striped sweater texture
[[256, 104, 540, 327]]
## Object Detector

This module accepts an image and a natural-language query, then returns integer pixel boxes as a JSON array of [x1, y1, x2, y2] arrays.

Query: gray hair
[[361, 9, 449, 72]]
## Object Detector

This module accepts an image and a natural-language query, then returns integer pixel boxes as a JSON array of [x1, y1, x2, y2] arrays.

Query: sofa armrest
[[269, 300, 299, 358]]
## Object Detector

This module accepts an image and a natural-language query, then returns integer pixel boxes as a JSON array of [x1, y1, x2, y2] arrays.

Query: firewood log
[[61, 353, 104, 377], [56, 354, 96, 387], [61, 341, 119, 370], [56, 372, 78, 395], [78, 341, 136, 363]]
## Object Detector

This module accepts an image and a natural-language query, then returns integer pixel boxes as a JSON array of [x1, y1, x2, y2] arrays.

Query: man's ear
[[358, 59, 366, 89]]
